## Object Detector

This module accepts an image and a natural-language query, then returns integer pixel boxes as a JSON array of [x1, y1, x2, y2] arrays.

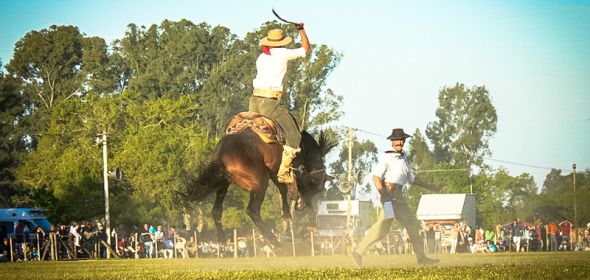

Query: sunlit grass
[[1, 251, 589, 279]]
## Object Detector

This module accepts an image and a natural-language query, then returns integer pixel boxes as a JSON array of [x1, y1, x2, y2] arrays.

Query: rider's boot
[[277, 145, 300, 184]]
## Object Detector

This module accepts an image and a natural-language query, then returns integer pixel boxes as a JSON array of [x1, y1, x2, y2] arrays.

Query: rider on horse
[[249, 24, 310, 184]]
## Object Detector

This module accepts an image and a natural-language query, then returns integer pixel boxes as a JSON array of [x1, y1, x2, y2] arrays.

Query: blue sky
[[1, 0, 589, 191]]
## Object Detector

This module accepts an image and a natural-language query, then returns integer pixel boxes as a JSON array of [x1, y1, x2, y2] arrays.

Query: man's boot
[[277, 146, 299, 184], [417, 255, 440, 266]]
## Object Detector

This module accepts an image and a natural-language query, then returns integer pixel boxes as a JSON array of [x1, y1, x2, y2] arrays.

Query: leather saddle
[[225, 112, 285, 144]]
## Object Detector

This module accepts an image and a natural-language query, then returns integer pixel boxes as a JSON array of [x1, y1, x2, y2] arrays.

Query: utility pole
[[346, 127, 354, 229], [99, 131, 111, 258], [573, 163, 577, 237]]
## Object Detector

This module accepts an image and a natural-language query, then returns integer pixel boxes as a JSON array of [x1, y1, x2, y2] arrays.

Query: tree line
[[0, 19, 587, 237]]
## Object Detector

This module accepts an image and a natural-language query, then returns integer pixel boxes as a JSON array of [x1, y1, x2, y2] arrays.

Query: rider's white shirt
[[252, 47, 306, 92]]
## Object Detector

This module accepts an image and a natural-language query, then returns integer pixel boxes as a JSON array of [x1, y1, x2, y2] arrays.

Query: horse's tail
[[182, 156, 228, 202], [181, 130, 262, 202]]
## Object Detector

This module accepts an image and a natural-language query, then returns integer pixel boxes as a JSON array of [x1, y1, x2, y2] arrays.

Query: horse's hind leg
[[211, 181, 229, 243], [246, 189, 281, 248]]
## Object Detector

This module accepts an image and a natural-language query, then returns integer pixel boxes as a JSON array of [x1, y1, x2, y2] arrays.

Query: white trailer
[[416, 193, 476, 228], [316, 200, 371, 239]]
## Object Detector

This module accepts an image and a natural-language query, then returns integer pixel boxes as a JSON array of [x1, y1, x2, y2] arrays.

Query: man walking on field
[[351, 128, 441, 266]]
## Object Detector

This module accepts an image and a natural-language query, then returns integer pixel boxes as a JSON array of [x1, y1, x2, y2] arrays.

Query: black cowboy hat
[[386, 128, 412, 140]]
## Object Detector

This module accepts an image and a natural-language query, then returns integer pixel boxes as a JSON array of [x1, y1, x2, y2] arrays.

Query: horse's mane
[[301, 130, 337, 157]]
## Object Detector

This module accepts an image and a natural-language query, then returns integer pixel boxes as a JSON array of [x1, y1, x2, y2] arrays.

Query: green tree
[[16, 98, 106, 222], [407, 129, 471, 208], [0, 63, 27, 207], [425, 83, 497, 168], [7, 25, 112, 148], [472, 169, 536, 228], [529, 169, 590, 227]]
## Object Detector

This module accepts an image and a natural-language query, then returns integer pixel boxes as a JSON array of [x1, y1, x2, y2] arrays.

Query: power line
[[414, 168, 470, 173], [484, 157, 573, 172], [349, 127, 578, 172], [350, 127, 387, 138]]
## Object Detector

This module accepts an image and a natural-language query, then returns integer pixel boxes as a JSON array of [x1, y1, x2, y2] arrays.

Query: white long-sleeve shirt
[[252, 47, 306, 92], [371, 151, 415, 185]]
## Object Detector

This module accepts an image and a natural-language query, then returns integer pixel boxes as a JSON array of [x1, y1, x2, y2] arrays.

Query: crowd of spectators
[[0, 221, 277, 262], [416, 218, 590, 255], [356, 218, 590, 257], [2, 217, 590, 262]]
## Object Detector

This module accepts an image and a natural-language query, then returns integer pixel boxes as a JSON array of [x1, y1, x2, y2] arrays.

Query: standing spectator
[[57, 224, 69, 259], [15, 220, 28, 260], [433, 224, 442, 253], [475, 226, 484, 244], [534, 226, 543, 252], [547, 221, 558, 251], [485, 227, 496, 243], [522, 226, 531, 252], [559, 220, 571, 250], [511, 219, 523, 252], [450, 223, 460, 254], [140, 224, 154, 258], [426, 225, 435, 253], [154, 225, 165, 258]]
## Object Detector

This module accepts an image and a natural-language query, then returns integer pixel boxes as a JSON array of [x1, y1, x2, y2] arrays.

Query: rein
[[308, 168, 326, 175]]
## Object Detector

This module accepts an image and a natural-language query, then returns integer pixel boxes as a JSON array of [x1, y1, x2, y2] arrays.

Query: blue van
[[0, 208, 53, 238]]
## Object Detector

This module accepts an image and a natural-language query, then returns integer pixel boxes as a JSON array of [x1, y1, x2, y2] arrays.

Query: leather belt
[[384, 182, 401, 192], [253, 88, 282, 99]]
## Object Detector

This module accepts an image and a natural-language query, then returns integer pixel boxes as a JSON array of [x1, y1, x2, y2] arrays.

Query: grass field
[[1, 252, 589, 279]]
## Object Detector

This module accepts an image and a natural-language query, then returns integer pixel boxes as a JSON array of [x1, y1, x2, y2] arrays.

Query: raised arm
[[296, 22, 310, 56]]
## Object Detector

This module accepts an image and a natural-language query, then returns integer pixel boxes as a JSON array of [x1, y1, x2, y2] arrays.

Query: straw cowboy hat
[[260, 29, 292, 47], [386, 128, 412, 140]]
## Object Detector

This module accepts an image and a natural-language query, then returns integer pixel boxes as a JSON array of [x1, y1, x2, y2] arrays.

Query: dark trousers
[[355, 196, 425, 259]]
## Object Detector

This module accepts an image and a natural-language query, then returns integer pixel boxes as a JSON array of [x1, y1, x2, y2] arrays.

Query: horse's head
[[296, 130, 337, 200]]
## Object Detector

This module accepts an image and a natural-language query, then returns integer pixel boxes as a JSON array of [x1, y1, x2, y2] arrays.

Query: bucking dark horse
[[184, 112, 336, 248]]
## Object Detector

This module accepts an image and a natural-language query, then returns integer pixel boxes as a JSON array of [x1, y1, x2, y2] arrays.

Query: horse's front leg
[[246, 188, 281, 248], [211, 184, 229, 243], [305, 202, 319, 231], [273, 180, 292, 222]]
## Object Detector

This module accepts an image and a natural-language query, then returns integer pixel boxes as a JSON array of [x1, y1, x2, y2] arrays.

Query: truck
[[316, 200, 371, 240], [0, 208, 53, 238]]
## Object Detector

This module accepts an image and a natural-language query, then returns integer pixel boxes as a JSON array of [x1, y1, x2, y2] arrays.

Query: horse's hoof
[[296, 198, 306, 211]]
